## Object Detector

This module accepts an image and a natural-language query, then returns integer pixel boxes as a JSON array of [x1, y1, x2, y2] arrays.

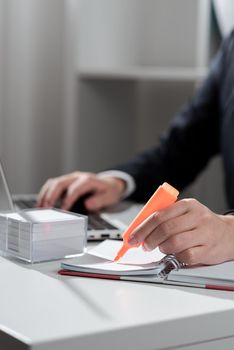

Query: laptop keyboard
[[15, 200, 119, 231], [88, 214, 118, 230], [15, 199, 37, 209]]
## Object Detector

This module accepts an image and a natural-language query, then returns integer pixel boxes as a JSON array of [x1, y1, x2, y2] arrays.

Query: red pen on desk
[[114, 182, 179, 262], [58, 270, 234, 292]]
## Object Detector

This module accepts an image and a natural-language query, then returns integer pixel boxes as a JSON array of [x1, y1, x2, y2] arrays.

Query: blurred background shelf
[[79, 67, 208, 81]]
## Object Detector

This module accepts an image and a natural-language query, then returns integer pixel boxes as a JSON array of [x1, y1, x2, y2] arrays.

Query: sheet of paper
[[0, 209, 80, 222], [19, 209, 80, 222], [0, 212, 27, 221], [62, 245, 164, 274], [88, 239, 165, 265], [76, 261, 151, 272]]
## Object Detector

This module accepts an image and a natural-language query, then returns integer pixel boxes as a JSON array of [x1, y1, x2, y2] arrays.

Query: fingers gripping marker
[[114, 182, 179, 261]]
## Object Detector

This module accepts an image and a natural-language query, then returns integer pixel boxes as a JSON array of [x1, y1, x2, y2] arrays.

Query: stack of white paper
[[0, 209, 87, 262]]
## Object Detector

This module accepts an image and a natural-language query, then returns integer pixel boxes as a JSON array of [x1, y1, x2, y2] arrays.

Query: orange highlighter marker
[[114, 182, 179, 262]]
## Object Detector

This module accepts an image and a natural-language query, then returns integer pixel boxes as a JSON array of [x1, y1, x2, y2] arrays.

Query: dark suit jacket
[[116, 31, 234, 208]]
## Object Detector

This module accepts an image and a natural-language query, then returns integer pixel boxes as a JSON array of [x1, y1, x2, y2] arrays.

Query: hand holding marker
[[114, 182, 179, 261]]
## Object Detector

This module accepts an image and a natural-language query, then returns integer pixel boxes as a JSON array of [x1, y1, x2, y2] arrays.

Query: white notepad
[[60, 240, 234, 291], [61, 240, 168, 276], [89, 239, 165, 264]]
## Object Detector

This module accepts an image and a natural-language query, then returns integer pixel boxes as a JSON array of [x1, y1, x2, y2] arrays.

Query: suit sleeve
[[115, 33, 233, 202]]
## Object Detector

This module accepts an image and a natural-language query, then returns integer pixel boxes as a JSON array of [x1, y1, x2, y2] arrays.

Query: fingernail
[[142, 244, 147, 251], [128, 235, 138, 245], [142, 243, 151, 252], [159, 245, 165, 253]]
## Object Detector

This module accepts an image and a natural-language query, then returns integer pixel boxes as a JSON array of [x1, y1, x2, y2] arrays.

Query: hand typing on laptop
[[37, 171, 126, 212]]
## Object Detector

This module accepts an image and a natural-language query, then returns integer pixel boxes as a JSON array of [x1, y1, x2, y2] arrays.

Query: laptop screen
[[0, 161, 14, 211]]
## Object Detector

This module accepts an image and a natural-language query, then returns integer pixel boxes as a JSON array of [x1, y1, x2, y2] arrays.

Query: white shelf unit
[[79, 67, 207, 82], [73, 0, 226, 212], [77, 0, 211, 71]]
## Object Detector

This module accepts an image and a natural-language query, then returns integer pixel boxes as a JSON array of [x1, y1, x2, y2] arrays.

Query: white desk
[[1, 204, 234, 350]]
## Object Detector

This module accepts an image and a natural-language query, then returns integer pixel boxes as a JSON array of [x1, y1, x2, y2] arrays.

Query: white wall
[[0, 0, 78, 193]]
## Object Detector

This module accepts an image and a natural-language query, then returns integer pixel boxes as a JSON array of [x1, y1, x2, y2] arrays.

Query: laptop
[[0, 160, 129, 241]]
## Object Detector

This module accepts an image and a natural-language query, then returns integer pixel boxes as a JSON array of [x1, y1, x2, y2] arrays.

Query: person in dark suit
[[37, 31, 234, 266]]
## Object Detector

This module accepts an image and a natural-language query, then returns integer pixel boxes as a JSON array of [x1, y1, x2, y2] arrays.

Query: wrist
[[97, 170, 136, 198], [112, 177, 127, 197], [219, 214, 234, 261]]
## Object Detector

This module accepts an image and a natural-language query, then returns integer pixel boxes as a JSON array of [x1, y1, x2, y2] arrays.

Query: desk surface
[[1, 204, 234, 350]]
